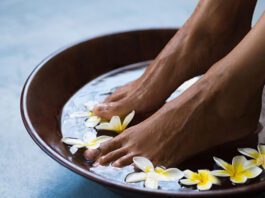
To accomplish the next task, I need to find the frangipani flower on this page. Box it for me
[180,170,220,191]
[62,133,112,154]
[69,111,101,128]
[85,113,101,128]
[212,156,262,184]
[96,111,135,133]
[125,157,183,189]
[238,144,265,169]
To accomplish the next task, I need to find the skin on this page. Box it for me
[85,0,265,167]
[93,0,257,120]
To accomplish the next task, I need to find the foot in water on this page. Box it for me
[90,68,261,167]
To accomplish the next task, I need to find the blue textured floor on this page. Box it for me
[1,1,265,197]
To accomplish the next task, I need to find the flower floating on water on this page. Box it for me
[180,169,220,191]
[125,157,183,189]
[69,111,101,128]
[96,110,135,133]
[85,113,101,128]
[238,144,265,169]
[62,132,112,154]
[212,156,262,184]
[68,100,102,127]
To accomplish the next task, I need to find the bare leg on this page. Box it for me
[93,0,257,119]
[87,11,265,167]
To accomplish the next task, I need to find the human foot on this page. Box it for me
[87,64,262,167]
[93,0,256,119]
[86,9,265,167]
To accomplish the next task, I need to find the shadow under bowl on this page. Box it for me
[21,29,265,198]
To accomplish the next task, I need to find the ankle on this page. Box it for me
[193,0,255,33]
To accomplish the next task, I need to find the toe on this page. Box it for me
[98,147,128,165]
[100,137,122,155]
[104,89,127,103]
[112,153,135,167]
[93,101,128,119]
[93,103,114,119]
[84,148,100,161]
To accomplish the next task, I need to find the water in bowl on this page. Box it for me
[60,61,263,191]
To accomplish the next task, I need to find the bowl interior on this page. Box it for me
[21,29,265,197]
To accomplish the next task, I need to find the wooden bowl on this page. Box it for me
[21,29,265,197]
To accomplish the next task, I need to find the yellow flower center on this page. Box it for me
[198,172,209,185]
[155,167,165,175]
[225,165,235,176]
[257,154,265,166]
[145,166,153,173]
[117,126,124,132]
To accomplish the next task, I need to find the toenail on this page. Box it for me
[95,103,108,111]
[112,161,120,167]
[98,156,105,164]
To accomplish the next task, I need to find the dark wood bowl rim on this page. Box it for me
[20,28,265,197]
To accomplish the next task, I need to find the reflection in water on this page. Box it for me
[61,62,262,191]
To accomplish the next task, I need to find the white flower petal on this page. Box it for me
[133,156,154,173]
[211,170,230,177]
[96,122,112,130]
[161,168,184,181]
[210,175,221,185]
[145,173,159,189]
[197,181,212,191]
[213,157,231,171]
[85,116,101,127]
[96,136,113,144]
[122,110,135,129]
[232,155,248,169]
[244,166,262,179]
[109,116,122,131]
[69,111,90,118]
[69,145,79,154]
[180,179,198,185]
[258,144,265,154]
[125,172,147,183]
[62,137,84,146]
[238,148,259,159]
[183,170,195,178]
[244,159,258,169]
[86,127,97,133]
[83,132,97,142]
[230,175,247,184]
